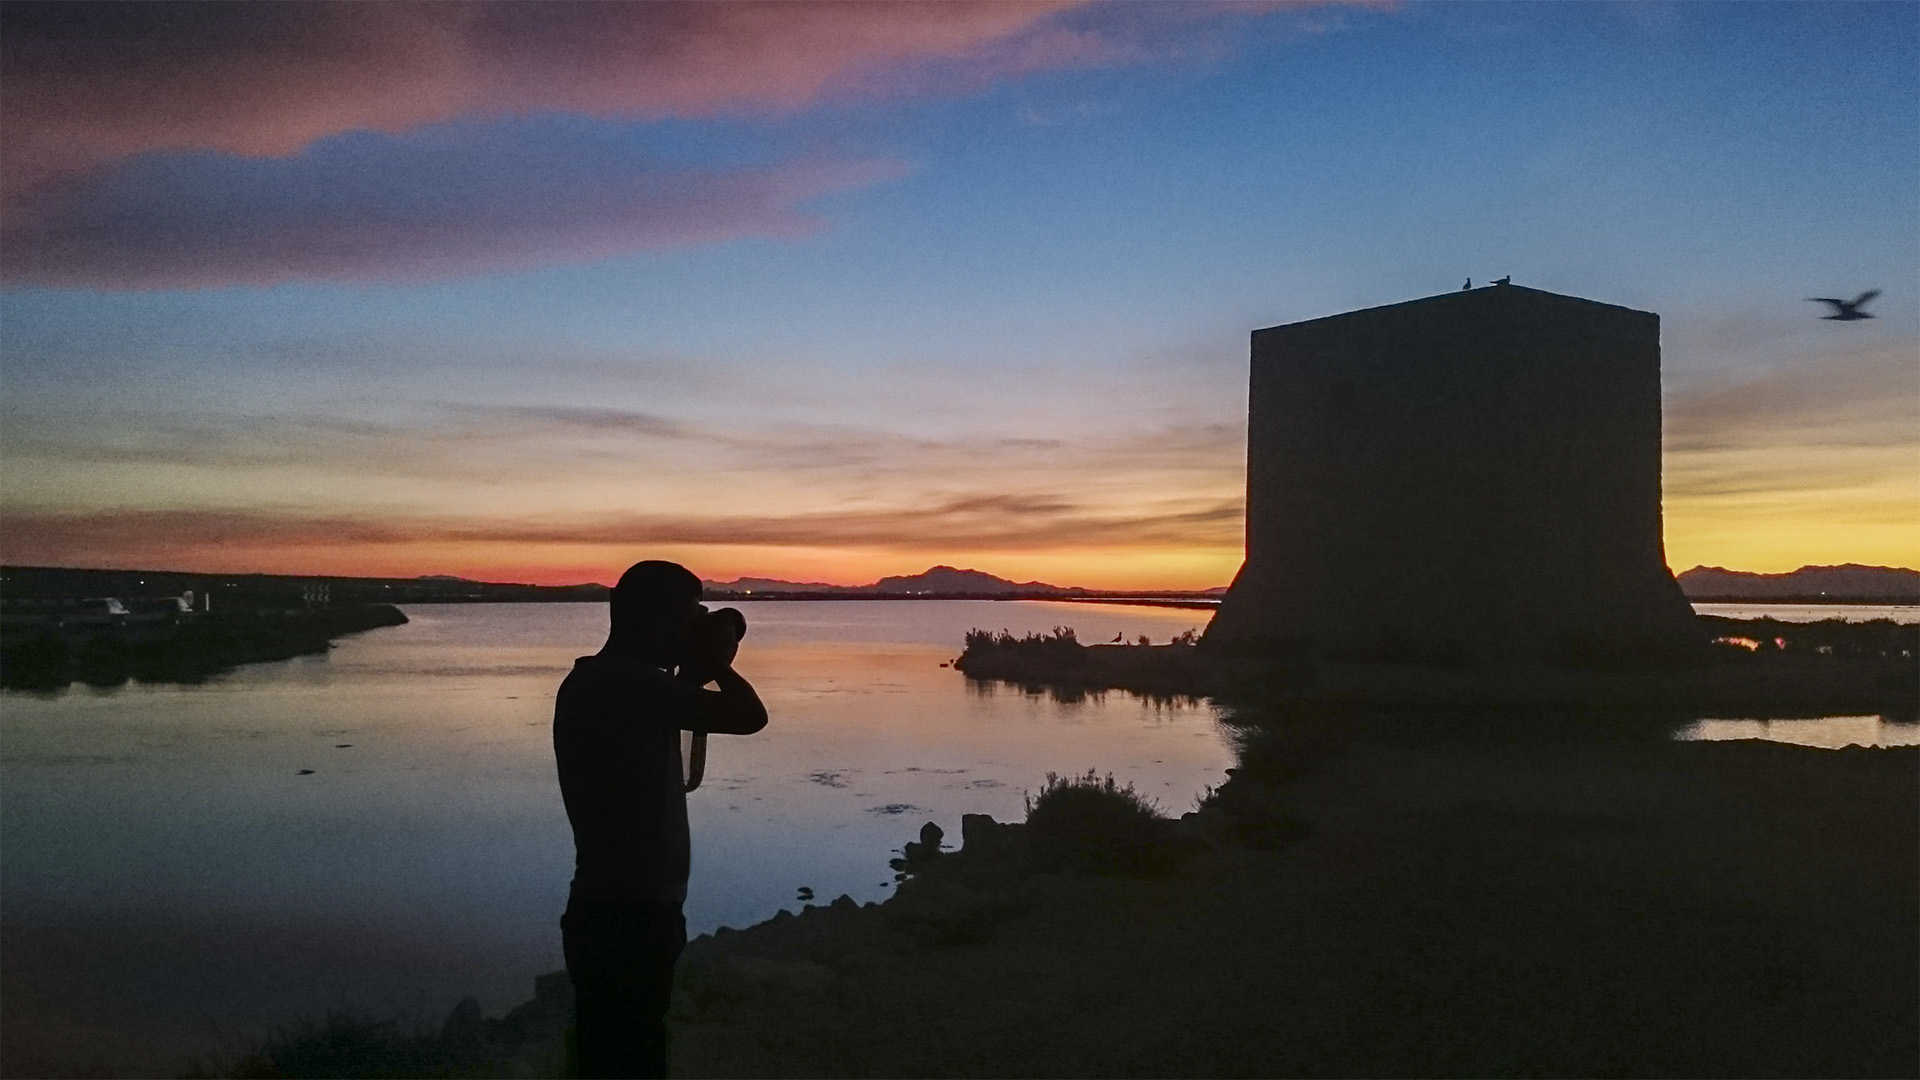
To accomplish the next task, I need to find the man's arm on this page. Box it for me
[678,664,767,735]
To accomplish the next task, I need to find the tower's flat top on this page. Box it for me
[1256,284,1655,335]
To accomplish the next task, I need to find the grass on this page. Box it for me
[196,999,564,1079]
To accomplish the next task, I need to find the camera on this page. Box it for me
[705,606,747,644]
[679,606,746,681]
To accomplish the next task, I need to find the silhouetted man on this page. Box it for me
[555,560,768,1079]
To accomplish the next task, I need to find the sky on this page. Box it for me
[1,1,1914,590]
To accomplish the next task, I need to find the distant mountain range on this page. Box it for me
[709,563,1919,602]
[11,561,1909,605]
[1676,564,1919,603]
[703,565,1227,598]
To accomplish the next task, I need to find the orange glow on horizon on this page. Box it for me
[7,520,1916,591]
[0,537,1247,592]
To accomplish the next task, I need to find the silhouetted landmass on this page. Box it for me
[0,565,609,605]
[704,566,1231,601]
[0,604,407,690]
[956,617,1917,716]
[0,563,1231,604]
[1678,563,1920,603]
[26,561,1917,609]
[701,564,1075,595]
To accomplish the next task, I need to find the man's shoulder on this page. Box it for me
[557,657,691,716]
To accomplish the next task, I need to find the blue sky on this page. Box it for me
[2,1,1914,586]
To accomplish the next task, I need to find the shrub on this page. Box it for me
[964,625,1080,652]
[1023,769,1167,872]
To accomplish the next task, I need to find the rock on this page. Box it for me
[902,820,946,863]
[959,813,997,846]
[830,894,859,912]
[961,812,1024,859]
[440,995,484,1048]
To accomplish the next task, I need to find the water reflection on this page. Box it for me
[1691,602,1919,624]
[0,600,1233,1071]
[1675,715,1919,749]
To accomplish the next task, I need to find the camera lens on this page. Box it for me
[710,607,747,642]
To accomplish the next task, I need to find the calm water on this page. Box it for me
[1681,603,1918,748]
[0,600,1227,1073]
[1690,602,1919,623]
[2,599,1911,1074]
[1674,716,1920,748]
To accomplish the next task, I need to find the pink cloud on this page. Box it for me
[0,1,1079,202]
[0,1,1360,287]
[0,2,1371,199]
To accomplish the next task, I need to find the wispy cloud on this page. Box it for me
[1664,344,1917,455]
[2,126,906,288]
[1660,341,1919,569]
[0,1,1362,287]
[0,492,1244,569]
[3,400,1239,495]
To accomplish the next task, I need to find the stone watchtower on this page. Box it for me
[1204,285,1698,662]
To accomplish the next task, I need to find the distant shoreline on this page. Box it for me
[5,564,1913,607]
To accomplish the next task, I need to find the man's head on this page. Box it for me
[608,560,703,660]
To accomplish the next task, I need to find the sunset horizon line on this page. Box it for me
[6,555,1916,596]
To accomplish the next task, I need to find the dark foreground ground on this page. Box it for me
[233,704,1917,1079]
[661,719,1915,1078]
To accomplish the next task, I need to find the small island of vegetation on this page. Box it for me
[0,597,407,691]
[954,616,1917,716]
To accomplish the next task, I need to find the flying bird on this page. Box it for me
[1806,290,1880,320]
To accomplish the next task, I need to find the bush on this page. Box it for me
[1023,769,1168,873]
[230,1010,468,1078]
[963,625,1080,653]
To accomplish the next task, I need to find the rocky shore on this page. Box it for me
[279,695,1916,1078]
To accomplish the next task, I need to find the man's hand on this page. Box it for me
[678,612,740,687]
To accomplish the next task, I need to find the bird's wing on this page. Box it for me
[1806,297,1846,307]
[1850,289,1881,307]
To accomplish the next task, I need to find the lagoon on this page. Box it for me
[0,600,1226,1074]
[2,597,1913,1075]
